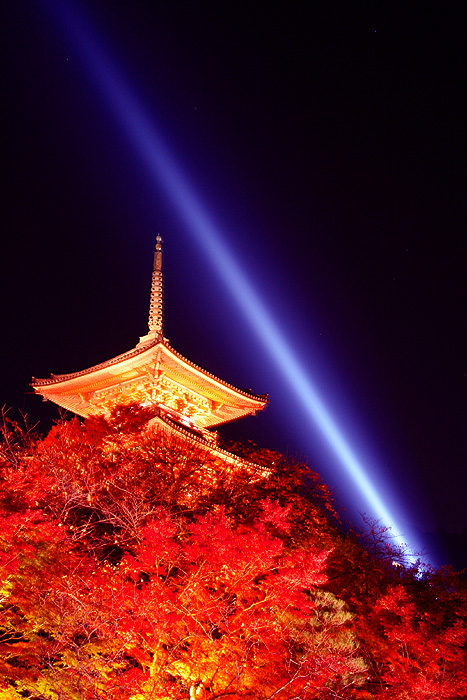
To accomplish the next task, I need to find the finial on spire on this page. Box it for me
[148,234,164,339]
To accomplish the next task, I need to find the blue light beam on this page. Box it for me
[46,1,424,561]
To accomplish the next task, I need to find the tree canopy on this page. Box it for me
[1,406,466,699]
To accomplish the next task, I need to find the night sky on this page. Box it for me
[2,2,466,568]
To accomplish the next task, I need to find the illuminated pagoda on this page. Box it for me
[32,236,268,457]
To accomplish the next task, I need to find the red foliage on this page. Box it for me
[0,409,465,699]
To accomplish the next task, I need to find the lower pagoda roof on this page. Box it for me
[31,336,268,428]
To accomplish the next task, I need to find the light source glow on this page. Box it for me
[45,1,425,562]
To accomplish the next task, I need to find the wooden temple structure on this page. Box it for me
[32,237,268,459]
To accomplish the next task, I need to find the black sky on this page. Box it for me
[2,1,466,568]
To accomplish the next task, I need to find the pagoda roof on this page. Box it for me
[32,336,268,426]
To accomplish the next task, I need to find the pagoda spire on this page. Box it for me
[148,234,164,339]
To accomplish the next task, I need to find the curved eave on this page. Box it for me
[162,342,268,404]
[31,338,161,388]
[152,413,270,476]
[31,339,268,422]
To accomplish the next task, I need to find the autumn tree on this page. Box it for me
[0,406,466,699]
[0,408,366,699]
[325,515,467,698]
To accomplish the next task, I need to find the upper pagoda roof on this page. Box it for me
[31,337,267,426]
[32,236,268,428]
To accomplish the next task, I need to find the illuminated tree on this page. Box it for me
[0,409,365,699]
[325,517,467,699]
[0,407,466,699]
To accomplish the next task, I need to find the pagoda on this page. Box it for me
[32,237,268,452]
